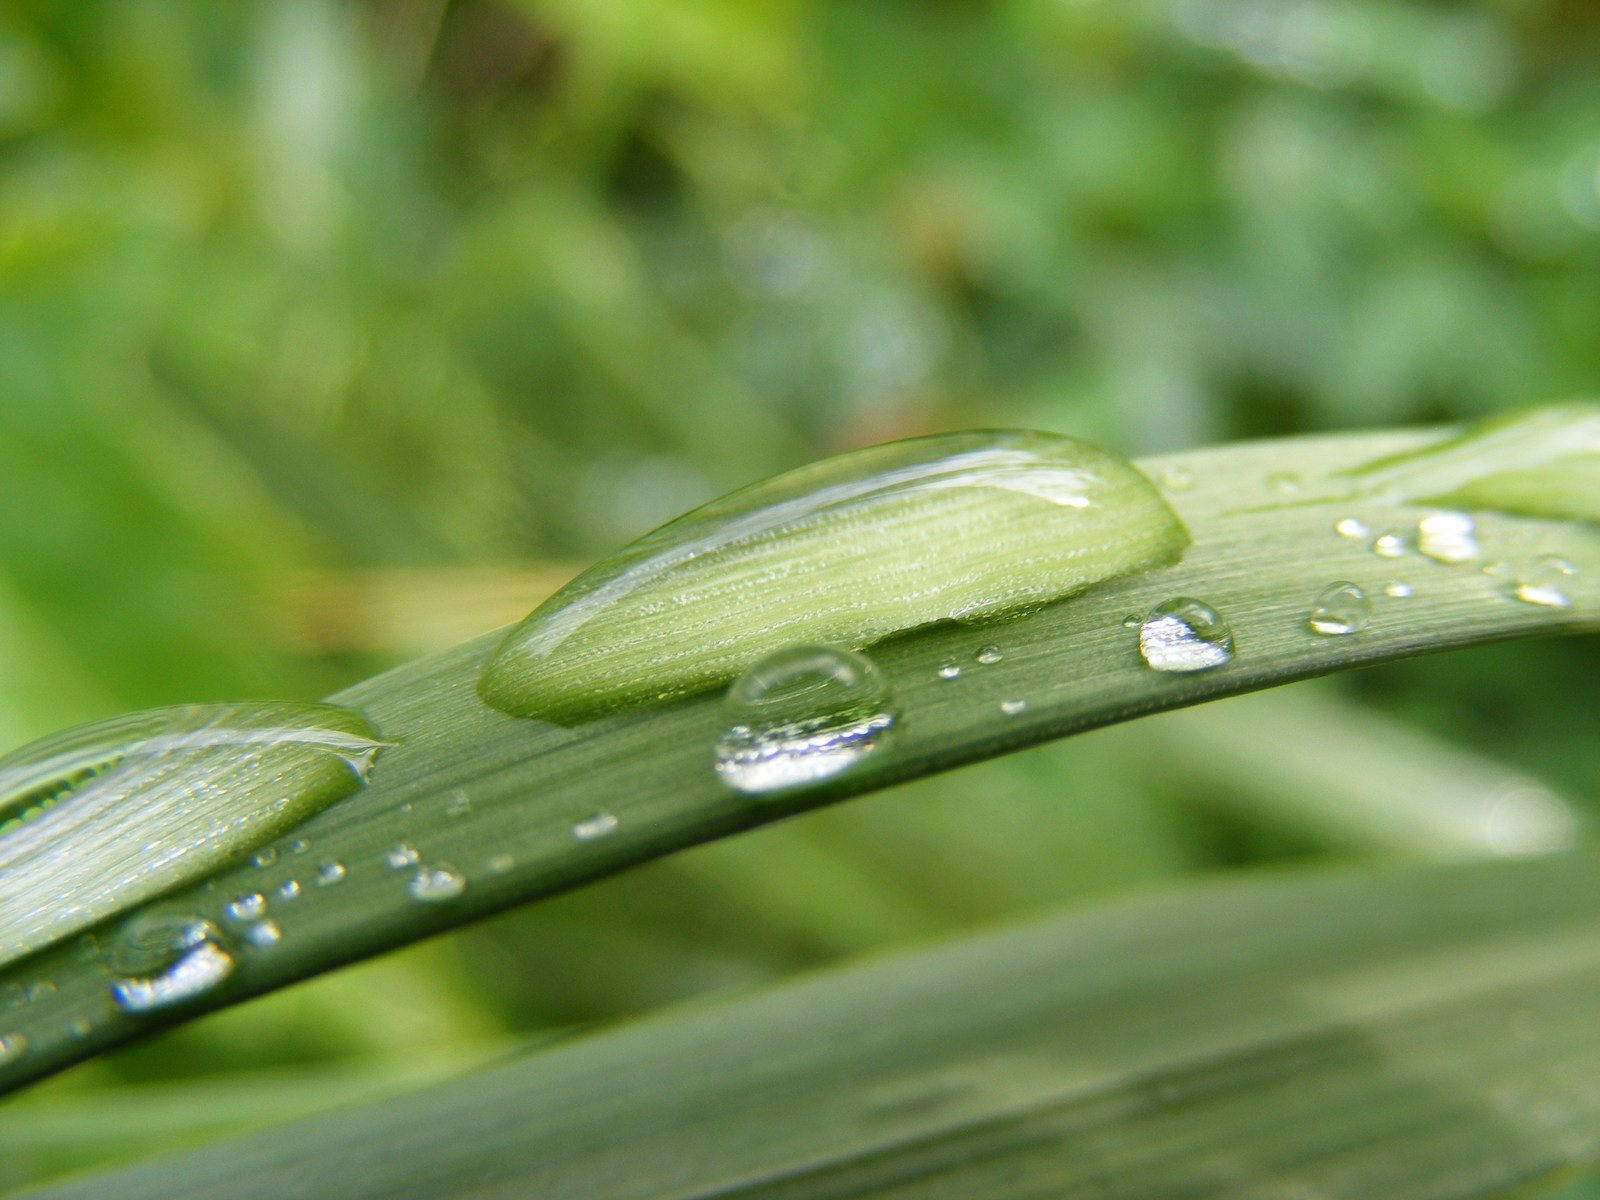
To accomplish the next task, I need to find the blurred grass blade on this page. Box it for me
[21,853,1600,1200]
[2,427,1598,1093]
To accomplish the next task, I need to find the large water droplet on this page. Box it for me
[1416,511,1480,564]
[1307,582,1371,635]
[714,646,897,793]
[1138,599,1234,672]
[408,866,466,903]
[0,702,386,968]
[478,430,1189,723]
[1512,556,1577,608]
[108,915,235,1014]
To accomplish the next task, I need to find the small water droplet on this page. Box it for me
[408,866,466,903]
[26,980,52,1002]
[1121,614,1142,629]
[108,915,234,1014]
[937,663,962,680]
[1335,517,1370,539]
[1512,556,1577,608]
[1307,582,1371,635]
[1160,467,1194,491]
[289,839,311,856]
[975,645,1002,665]
[1267,472,1300,495]
[445,791,472,818]
[68,1018,92,1039]
[252,847,277,868]
[315,860,347,887]
[243,921,282,949]
[1383,581,1413,598]
[224,893,266,922]
[1372,532,1409,558]
[999,698,1028,716]
[571,812,620,841]
[714,646,897,794]
[486,853,515,873]
[1138,599,1234,673]
[278,879,301,901]
[1416,511,1480,564]
[385,843,421,870]
[0,1033,28,1063]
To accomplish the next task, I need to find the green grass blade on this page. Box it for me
[1,427,1596,1093]
[21,852,1600,1199]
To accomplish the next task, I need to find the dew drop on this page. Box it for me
[1267,472,1301,495]
[571,811,620,841]
[386,843,421,870]
[277,879,301,901]
[937,663,962,680]
[315,860,347,887]
[1335,517,1370,539]
[975,645,1002,666]
[1512,556,1577,608]
[1138,599,1234,673]
[1416,511,1480,564]
[1372,532,1409,558]
[1383,581,1414,598]
[0,1033,28,1063]
[289,839,311,856]
[1307,582,1371,635]
[1121,614,1142,629]
[486,853,515,874]
[408,866,466,903]
[243,920,282,948]
[999,698,1029,716]
[68,1018,91,1039]
[224,893,266,922]
[714,645,897,794]
[108,915,234,1014]
[252,847,277,868]
[1159,467,1194,492]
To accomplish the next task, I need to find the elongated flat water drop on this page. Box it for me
[0,702,386,968]
[479,431,1188,723]
[1348,400,1600,523]
[1307,582,1371,635]
[714,646,896,794]
[107,914,235,1015]
[1416,512,1479,564]
[408,866,466,903]
[1512,556,1577,608]
[1138,599,1234,672]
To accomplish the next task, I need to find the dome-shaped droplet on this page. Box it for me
[408,866,466,903]
[1512,556,1577,608]
[1383,581,1413,598]
[714,646,897,793]
[571,811,620,840]
[1335,517,1370,540]
[1138,599,1235,672]
[1307,582,1371,635]
[107,914,235,1015]
[1416,512,1480,564]
[975,645,1003,665]
[1372,532,1409,558]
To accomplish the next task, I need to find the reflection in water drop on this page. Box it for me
[975,645,1002,665]
[1372,532,1409,558]
[1416,511,1480,564]
[244,921,282,949]
[252,848,277,868]
[1512,556,1577,608]
[999,699,1029,716]
[1384,581,1414,598]
[1307,582,1371,635]
[937,663,962,680]
[408,866,466,903]
[571,812,620,841]
[1335,517,1370,539]
[278,879,302,901]
[0,1033,27,1063]
[715,646,897,794]
[1138,599,1234,672]
[224,893,266,922]
[108,915,235,1014]
[386,843,421,870]
[315,860,347,887]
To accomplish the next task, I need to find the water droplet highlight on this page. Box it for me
[252,847,277,868]
[1138,599,1234,673]
[1307,582,1371,635]
[1416,511,1480,564]
[1335,518,1370,539]
[224,893,266,922]
[315,860,347,887]
[999,698,1029,716]
[937,663,962,680]
[1372,532,1409,558]
[975,645,1002,665]
[244,920,282,949]
[386,843,421,870]
[278,879,301,901]
[108,915,234,1014]
[714,646,897,794]
[0,701,386,967]
[1384,581,1414,598]
[571,812,620,841]
[1512,556,1577,608]
[1160,467,1194,491]
[408,866,466,903]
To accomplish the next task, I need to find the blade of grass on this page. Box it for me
[20,852,1600,1200]
[1,427,1596,1093]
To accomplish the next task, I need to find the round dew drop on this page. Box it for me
[408,866,466,903]
[714,645,897,794]
[0,702,387,969]
[477,430,1189,724]
[1138,599,1234,673]
[1307,582,1371,635]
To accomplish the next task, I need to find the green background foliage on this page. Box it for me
[2,0,1599,1192]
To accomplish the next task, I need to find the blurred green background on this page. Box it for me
[4,0,1600,1191]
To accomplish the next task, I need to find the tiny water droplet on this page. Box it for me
[252,847,277,868]
[1372,532,1409,558]
[1416,511,1480,564]
[243,920,282,948]
[0,1033,27,1063]
[278,879,301,900]
[445,792,472,819]
[999,698,1028,716]
[408,866,466,903]
[224,893,266,922]
[975,645,1002,665]
[1138,599,1234,673]
[714,646,897,794]
[1160,467,1194,492]
[289,839,311,856]
[315,860,346,887]
[571,812,620,841]
[386,843,421,870]
[1335,517,1370,539]
[1307,582,1371,635]
[108,915,234,1014]
[937,663,962,680]
[1383,581,1413,598]
[486,853,515,873]
[1267,472,1301,495]
[1512,556,1577,608]
[1121,614,1142,629]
